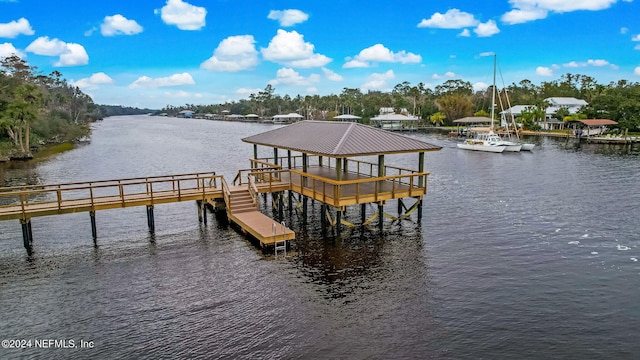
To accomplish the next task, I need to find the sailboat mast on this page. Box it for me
[490,54,496,130]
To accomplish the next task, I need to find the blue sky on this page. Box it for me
[1,0,639,109]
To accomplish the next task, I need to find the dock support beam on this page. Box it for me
[146,205,155,233]
[417,198,423,223]
[378,203,384,230]
[361,204,366,224]
[20,218,33,254]
[90,211,97,243]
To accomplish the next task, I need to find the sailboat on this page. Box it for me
[457,55,521,153]
[498,88,535,151]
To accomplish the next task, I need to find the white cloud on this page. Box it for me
[432,71,456,79]
[101,14,143,36]
[25,36,89,66]
[635,66,640,76]
[343,59,369,68]
[620,27,628,34]
[501,8,548,24]
[502,0,619,24]
[536,66,554,76]
[261,29,331,68]
[269,67,320,86]
[201,35,259,72]
[155,0,206,30]
[236,87,262,96]
[322,67,343,81]
[417,9,478,29]
[0,18,34,38]
[0,42,24,58]
[635,44,640,50]
[71,72,114,90]
[26,36,67,56]
[129,72,195,88]
[306,87,318,93]
[563,59,615,68]
[632,34,640,41]
[343,44,421,68]
[479,52,495,57]
[473,82,490,91]
[458,29,471,37]
[474,20,500,37]
[362,70,395,90]
[267,9,309,27]
[163,90,202,99]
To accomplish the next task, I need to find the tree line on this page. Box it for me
[0,56,102,158]
[159,74,640,132]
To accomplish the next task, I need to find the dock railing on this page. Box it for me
[255,155,422,185]
[0,172,222,220]
[246,168,430,207]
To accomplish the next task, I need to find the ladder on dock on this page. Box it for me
[273,221,288,258]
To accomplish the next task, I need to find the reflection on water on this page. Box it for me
[1,116,639,359]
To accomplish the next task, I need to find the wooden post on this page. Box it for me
[202,202,207,225]
[197,201,203,222]
[147,205,155,233]
[288,190,293,214]
[397,199,404,217]
[361,203,366,224]
[336,158,343,181]
[20,218,33,254]
[287,150,292,169]
[278,192,284,220]
[378,202,384,230]
[321,203,326,229]
[253,144,258,166]
[90,210,97,243]
[336,208,342,233]
[418,152,425,188]
[417,198,423,223]
[274,147,278,166]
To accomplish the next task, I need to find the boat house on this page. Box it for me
[240,120,441,229]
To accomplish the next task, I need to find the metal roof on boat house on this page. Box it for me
[241,120,441,157]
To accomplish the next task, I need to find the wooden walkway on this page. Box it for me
[0,172,295,252]
[0,172,223,221]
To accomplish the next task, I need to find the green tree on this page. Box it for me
[429,112,446,126]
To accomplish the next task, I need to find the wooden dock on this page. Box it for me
[0,172,223,221]
[225,185,295,247]
[0,172,295,253]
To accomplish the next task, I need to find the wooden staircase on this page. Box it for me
[228,187,258,214]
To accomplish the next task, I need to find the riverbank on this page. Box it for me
[0,141,80,165]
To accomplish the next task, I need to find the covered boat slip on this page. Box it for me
[240,120,441,218]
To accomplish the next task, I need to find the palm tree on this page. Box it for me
[430,112,446,126]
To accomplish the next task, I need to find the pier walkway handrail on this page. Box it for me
[247,168,430,207]
[0,172,223,221]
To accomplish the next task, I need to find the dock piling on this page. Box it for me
[146,205,155,233]
[20,218,33,254]
[90,210,97,243]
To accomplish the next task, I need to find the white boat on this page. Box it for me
[457,55,520,153]
[457,136,506,152]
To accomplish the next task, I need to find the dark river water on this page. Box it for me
[1,115,639,359]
